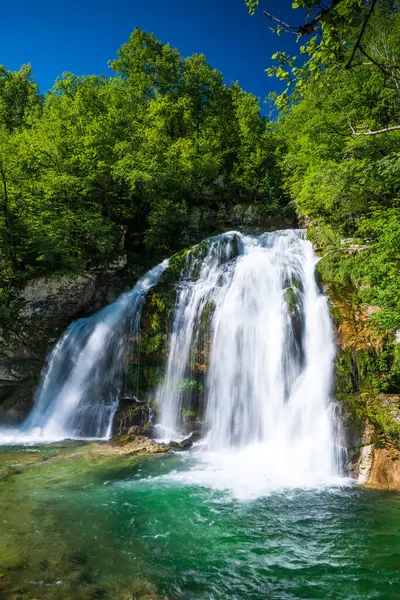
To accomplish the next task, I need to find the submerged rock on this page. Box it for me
[119,578,162,600]
[0,572,13,592]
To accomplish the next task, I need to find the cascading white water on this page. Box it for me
[0,260,168,443]
[156,235,237,438]
[0,228,343,493]
[156,230,343,492]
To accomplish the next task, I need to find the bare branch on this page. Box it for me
[345,0,379,69]
[316,245,368,263]
[318,122,400,137]
[349,124,400,136]
[263,0,345,36]
[262,11,298,34]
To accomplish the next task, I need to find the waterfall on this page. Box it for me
[156,230,342,486]
[0,227,343,489]
[1,260,168,443]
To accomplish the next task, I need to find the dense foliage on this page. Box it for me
[2,3,400,344]
[248,0,400,335]
[0,28,284,318]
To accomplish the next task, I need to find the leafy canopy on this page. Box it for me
[0,28,284,328]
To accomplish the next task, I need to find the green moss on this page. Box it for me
[335,340,400,397]
[340,393,400,449]
[198,300,215,337]
[284,287,298,314]
[368,403,400,447]
[167,234,242,284]
[335,348,358,395]
[178,379,204,393]
[166,245,195,282]
[112,433,132,446]
[182,409,197,421]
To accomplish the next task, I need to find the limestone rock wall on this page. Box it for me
[0,259,137,424]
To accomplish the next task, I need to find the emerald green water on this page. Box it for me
[1,444,400,600]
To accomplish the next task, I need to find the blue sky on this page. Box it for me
[1,0,300,105]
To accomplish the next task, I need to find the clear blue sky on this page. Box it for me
[1,0,300,105]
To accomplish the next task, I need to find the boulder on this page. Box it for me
[169,437,193,451]
[363,446,400,490]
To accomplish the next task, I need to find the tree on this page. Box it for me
[246,0,400,126]
[0,28,283,305]
[269,3,400,331]
[0,64,41,131]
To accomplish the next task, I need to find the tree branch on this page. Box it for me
[262,10,298,33]
[263,0,345,36]
[316,245,368,264]
[345,0,378,69]
[358,45,400,80]
[349,124,400,136]
[298,0,344,36]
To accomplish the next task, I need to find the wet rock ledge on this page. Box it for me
[109,431,193,455]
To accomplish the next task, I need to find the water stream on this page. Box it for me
[156,230,342,492]
[0,260,168,443]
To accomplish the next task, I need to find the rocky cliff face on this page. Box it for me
[0,260,138,424]
[317,259,400,491]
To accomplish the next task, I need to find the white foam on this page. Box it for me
[152,448,351,502]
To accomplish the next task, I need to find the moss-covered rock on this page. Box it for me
[317,250,400,488]
[113,395,152,437]
[120,241,223,431]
